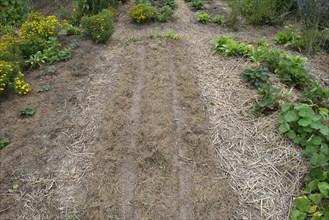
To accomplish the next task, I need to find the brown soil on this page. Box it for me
[1,0,329,219]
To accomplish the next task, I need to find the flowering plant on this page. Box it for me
[81,9,115,43]
[0,61,30,95]
[128,3,158,23]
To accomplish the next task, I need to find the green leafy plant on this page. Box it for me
[279,103,329,219]
[0,61,31,95]
[196,12,211,23]
[274,25,306,52]
[275,54,313,88]
[165,32,180,40]
[47,66,57,74]
[28,38,77,67]
[241,67,271,87]
[157,5,175,22]
[36,84,50,93]
[81,9,115,43]
[239,0,294,25]
[0,0,32,26]
[19,106,35,117]
[72,0,119,23]
[0,137,10,150]
[303,82,329,107]
[190,0,204,10]
[211,15,224,25]
[62,20,82,36]
[253,85,281,115]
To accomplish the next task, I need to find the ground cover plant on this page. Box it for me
[211,34,329,219]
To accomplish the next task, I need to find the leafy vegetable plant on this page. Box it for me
[241,67,271,87]
[253,85,281,115]
[19,106,35,117]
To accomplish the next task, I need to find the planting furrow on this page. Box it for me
[117,44,145,219]
[170,58,194,220]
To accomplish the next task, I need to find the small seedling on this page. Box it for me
[124,36,141,45]
[47,65,57,74]
[12,184,19,190]
[65,214,74,220]
[36,84,50,93]
[19,106,36,117]
[165,32,180,40]
[0,138,10,150]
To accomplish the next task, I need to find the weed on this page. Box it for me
[62,20,82,36]
[165,32,180,40]
[19,106,35,117]
[274,25,306,52]
[124,36,141,45]
[0,137,10,150]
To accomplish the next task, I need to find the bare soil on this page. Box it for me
[1,0,329,220]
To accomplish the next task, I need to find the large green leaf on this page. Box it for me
[279,122,290,133]
[298,107,315,118]
[310,121,323,130]
[282,103,292,112]
[320,127,329,136]
[310,153,328,168]
[318,182,329,198]
[295,196,311,213]
[290,209,307,220]
[309,194,323,205]
[298,117,313,127]
[285,111,299,122]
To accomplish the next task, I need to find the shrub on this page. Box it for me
[190,0,204,10]
[73,0,119,23]
[0,61,30,95]
[81,9,115,43]
[20,12,61,41]
[0,35,24,67]
[0,0,31,26]
[128,3,158,23]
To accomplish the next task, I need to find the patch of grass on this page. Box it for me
[165,32,180,40]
